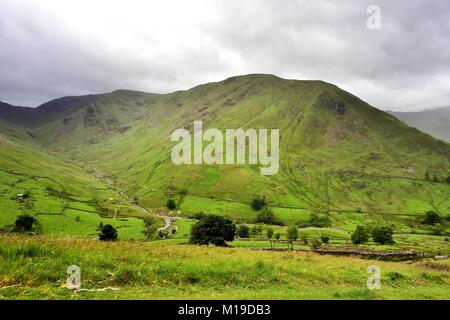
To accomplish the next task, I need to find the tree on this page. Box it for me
[320,236,330,244]
[300,233,308,245]
[189,215,236,246]
[266,228,274,239]
[99,224,118,241]
[422,211,442,225]
[14,214,37,232]
[166,199,176,210]
[286,226,298,250]
[250,197,266,211]
[351,225,369,245]
[274,233,281,240]
[236,225,250,238]
[254,207,280,225]
[371,226,394,245]
[286,226,298,242]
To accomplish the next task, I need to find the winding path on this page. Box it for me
[91,167,177,235]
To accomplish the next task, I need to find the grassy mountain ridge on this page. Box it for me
[0,74,449,232]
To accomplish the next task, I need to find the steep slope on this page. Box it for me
[0,120,162,238]
[389,107,450,143]
[18,74,449,220]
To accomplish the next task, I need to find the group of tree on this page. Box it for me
[351,225,394,245]
[422,211,446,235]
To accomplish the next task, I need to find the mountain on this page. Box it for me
[0,95,97,128]
[389,107,450,143]
[0,74,449,230]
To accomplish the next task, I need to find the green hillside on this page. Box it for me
[0,74,449,240]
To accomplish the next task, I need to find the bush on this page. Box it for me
[300,233,308,245]
[14,214,37,232]
[422,211,442,225]
[254,207,281,225]
[99,224,118,241]
[274,233,281,240]
[431,223,444,235]
[286,225,298,242]
[309,213,332,228]
[250,197,266,211]
[351,225,369,245]
[311,237,322,249]
[250,225,262,237]
[236,225,250,238]
[266,228,274,239]
[320,236,330,244]
[189,215,236,246]
[371,226,394,245]
[166,199,176,210]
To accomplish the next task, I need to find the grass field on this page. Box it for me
[0,235,448,300]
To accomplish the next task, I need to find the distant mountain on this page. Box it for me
[0,95,97,128]
[388,107,450,142]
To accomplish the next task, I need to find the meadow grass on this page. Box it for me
[0,234,448,300]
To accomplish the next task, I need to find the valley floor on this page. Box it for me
[0,235,449,300]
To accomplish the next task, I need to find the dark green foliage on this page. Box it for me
[266,228,274,239]
[320,236,330,244]
[422,211,442,225]
[254,207,282,225]
[250,197,266,211]
[13,214,37,232]
[309,213,332,228]
[166,199,176,210]
[431,223,444,235]
[286,225,298,242]
[250,225,263,237]
[99,224,118,241]
[371,226,394,245]
[274,233,281,240]
[311,237,322,249]
[236,225,250,238]
[351,225,369,245]
[189,215,236,246]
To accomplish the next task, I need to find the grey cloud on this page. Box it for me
[0,0,449,111]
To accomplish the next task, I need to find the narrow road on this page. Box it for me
[91,167,177,235]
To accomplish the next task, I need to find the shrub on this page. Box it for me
[254,207,281,225]
[320,236,330,244]
[166,199,176,210]
[274,233,281,240]
[300,233,308,245]
[250,225,263,237]
[99,224,118,241]
[422,211,442,225]
[286,225,298,242]
[189,215,236,246]
[309,213,332,228]
[250,197,266,211]
[371,226,394,245]
[266,228,274,239]
[14,214,37,232]
[431,223,444,235]
[311,237,322,249]
[236,225,250,238]
[351,225,369,245]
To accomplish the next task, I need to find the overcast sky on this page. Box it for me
[1,0,449,111]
